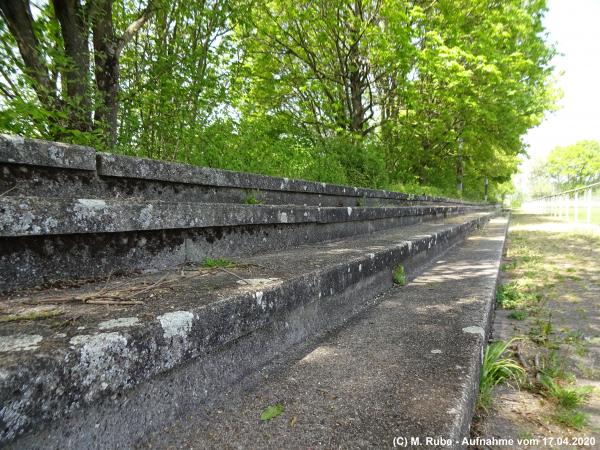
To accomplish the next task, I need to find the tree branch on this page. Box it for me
[116,0,156,56]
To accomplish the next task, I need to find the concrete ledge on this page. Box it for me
[1,135,485,207]
[0,212,495,448]
[98,152,425,201]
[0,134,96,171]
[0,198,491,292]
[0,196,486,236]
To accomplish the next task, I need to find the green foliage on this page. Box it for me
[508,310,527,321]
[496,282,542,310]
[539,373,592,409]
[245,190,262,205]
[529,140,600,195]
[393,265,406,286]
[0,0,557,196]
[553,409,588,430]
[529,316,554,346]
[200,257,235,268]
[500,261,518,272]
[546,141,600,190]
[260,404,284,421]
[478,339,525,410]
[538,371,592,429]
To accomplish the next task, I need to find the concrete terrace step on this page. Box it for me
[1,211,496,448]
[1,134,483,207]
[0,196,491,292]
[141,216,509,450]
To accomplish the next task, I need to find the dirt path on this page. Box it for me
[472,213,600,449]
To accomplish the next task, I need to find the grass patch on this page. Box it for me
[501,261,518,272]
[534,351,593,430]
[201,257,236,268]
[529,315,555,347]
[245,190,262,205]
[493,213,599,433]
[539,374,592,409]
[478,339,525,411]
[563,329,585,345]
[508,310,528,321]
[496,282,542,310]
[554,409,588,430]
[393,265,406,286]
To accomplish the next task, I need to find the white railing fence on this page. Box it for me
[523,181,600,225]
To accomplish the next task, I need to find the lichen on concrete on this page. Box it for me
[69,332,131,393]
[98,317,140,330]
[157,311,194,339]
[0,335,43,352]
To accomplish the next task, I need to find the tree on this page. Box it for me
[0,0,155,146]
[546,140,600,189]
[0,0,557,200]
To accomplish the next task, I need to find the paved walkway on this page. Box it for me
[475,213,600,448]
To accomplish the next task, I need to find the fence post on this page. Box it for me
[588,188,593,225]
[574,191,579,224]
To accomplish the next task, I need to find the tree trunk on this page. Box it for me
[91,0,119,147]
[52,0,93,132]
[456,148,464,195]
[0,0,57,111]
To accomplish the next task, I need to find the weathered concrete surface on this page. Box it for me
[97,152,473,205]
[0,197,484,236]
[0,134,95,171]
[140,216,509,450]
[0,199,491,292]
[1,134,485,207]
[0,163,415,207]
[1,212,495,448]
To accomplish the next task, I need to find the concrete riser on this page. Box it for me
[7,214,492,449]
[1,210,469,293]
[1,164,420,207]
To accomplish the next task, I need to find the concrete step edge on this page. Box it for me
[2,212,495,447]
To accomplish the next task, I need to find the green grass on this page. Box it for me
[529,316,555,346]
[393,265,406,286]
[501,261,518,272]
[539,373,592,409]
[478,339,525,411]
[554,409,588,430]
[245,190,262,205]
[201,257,236,268]
[496,282,542,310]
[508,310,527,320]
[495,213,598,432]
[535,351,593,430]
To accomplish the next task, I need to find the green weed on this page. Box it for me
[501,261,518,272]
[201,257,236,268]
[539,374,592,409]
[245,191,262,205]
[478,339,525,411]
[260,404,285,421]
[496,282,541,310]
[508,310,527,321]
[529,316,554,346]
[393,265,406,286]
[554,409,587,430]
